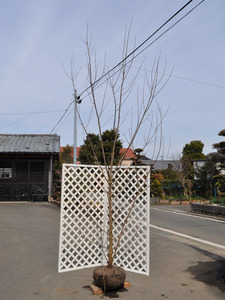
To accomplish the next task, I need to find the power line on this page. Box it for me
[0,93,72,130]
[2,1,210,133]
[50,0,205,133]
[0,110,66,131]
[131,66,225,90]
[50,99,74,134]
[166,74,225,90]
[51,106,74,133]
[0,110,65,116]
[79,0,205,103]
[79,0,197,98]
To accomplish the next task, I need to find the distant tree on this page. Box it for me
[180,157,194,200]
[59,144,73,166]
[133,148,144,165]
[182,140,205,161]
[194,152,221,198]
[160,168,179,181]
[179,140,206,200]
[150,173,164,198]
[152,173,164,181]
[160,168,183,197]
[166,156,193,201]
[212,130,225,198]
[79,133,100,164]
[100,130,123,165]
[151,178,164,198]
[53,145,73,201]
[79,130,122,165]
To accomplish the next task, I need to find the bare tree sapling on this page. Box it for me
[68,28,169,290]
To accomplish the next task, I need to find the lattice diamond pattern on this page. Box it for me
[58,164,150,275]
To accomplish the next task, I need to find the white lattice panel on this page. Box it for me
[58,164,150,275]
[110,167,150,275]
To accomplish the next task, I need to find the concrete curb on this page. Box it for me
[191,202,225,217]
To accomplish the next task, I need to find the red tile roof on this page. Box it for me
[120,148,136,159]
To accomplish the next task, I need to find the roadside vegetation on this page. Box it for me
[54,132,225,206]
[151,136,225,205]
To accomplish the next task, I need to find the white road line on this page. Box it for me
[150,224,225,250]
[151,207,225,224]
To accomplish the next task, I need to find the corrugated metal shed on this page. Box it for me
[0,134,60,154]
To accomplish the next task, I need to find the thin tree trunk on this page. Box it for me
[107,177,113,267]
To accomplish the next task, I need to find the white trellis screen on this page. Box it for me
[58,164,150,275]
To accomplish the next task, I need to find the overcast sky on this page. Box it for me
[0,0,225,158]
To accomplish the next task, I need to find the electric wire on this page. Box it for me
[165,74,225,90]
[79,0,205,103]
[0,110,66,131]
[131,66,225,90]
[2,0,208,133]
[50,0,200,133]
[0,1,205,134]
[0,93,72,131]
[50,0,205,134]
[79,0,196,98]
[49,100,74,133]
[52,99,75,131]
[0,110,65,116]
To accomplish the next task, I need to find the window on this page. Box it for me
[0,168,12,179]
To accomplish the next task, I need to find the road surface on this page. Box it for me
[151,205,225,252]
[0,202,225,299]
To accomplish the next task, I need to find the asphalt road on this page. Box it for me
[0,202,225,300]
[151,205,225,248]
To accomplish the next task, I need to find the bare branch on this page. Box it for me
[67,25,170,268]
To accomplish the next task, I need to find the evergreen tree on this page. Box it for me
[100,130,122,165]
[79,130,122,165]
[194,152,221,198]
[212,130,225,198]
[133,148,144,165]
[181,140,205,182]
[59,144,73,166]
[182,140,205,161]
[79,133,100,164]
[53,144,73,202]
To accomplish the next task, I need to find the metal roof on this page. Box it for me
[142,159,182,171]
[0,134,60,154]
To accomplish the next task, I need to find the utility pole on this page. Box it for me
[73,90,82,164]
[73,90,77,164]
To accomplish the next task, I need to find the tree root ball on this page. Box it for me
[93,266,126,291]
